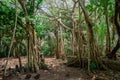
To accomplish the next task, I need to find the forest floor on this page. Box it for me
[0,57,120,80]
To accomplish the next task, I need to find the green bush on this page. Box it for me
[41,44,53,56]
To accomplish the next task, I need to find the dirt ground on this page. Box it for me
[0,57,120,80]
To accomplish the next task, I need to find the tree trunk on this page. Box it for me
[107,0,120,59]
[55,26,60,59]
[60,24,66,59]
[18,0,44,72]
[79,0,103,70]
[27,24,44,72]
[72,31,75,55]
[105,2,111,55]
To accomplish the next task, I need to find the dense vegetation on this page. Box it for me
[0,0,120,79]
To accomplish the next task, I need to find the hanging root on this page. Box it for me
[65,56,88,68]
[65,56,120,71]
[102,59,120,71]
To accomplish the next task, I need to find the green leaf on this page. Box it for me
[100,0,108,7]
[38,0,43,3]
[2,0,8,2]
[37,0,43,9]
[90,0,98,5]
[90,61,97,69]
